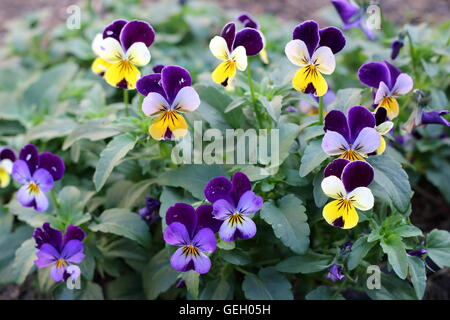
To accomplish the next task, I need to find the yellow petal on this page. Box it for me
[0,169,10,188]
[104,61,141,89]
[292,65,328,97]
[259,48,269,64]
[339,149,366,161]
[91,57,112,77]
[212,60,236,87]
[377,97,399,119]
[376,136,386,155]
[323,199,359,229]
[149,111,187,140]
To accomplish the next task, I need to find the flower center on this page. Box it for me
[182,245,200,257]
[55,259,68,268]
[340,149,365,161]
[228,212,244,226]
[27,182,40,194]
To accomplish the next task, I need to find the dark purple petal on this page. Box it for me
[341,160,374,192]
[62,225,86,247]
[161,65,192,104]
[374,107,388,126]
[237,13,258,29]
[390,40,403,60]
[421,110,450,126]
[152,64,165,73]
[120,20,156,51]
[233,28,264,56]
[33,222,63,250]
[164,222,191,246]
[332,0,359,25]
[324,158,350,178]
[292,20,320,57]
[34,244,58,267]
[61,240,84,262]
[231,171,252,204]
[103,19,127,42]
[407,249,427,258]
[221,22,236,52]
[324,110,350,141]
[0,147,16,162]
[196,204,221,233]
[319,27,346,54]
[358,62,390,89]
[347,106,376,143]
[166,203,197,237]
[204,176,232,203]
[384,61,401,87]
[38,152,65,181]
[136,73,165,98]
[192,228,216,252]
[12,160,31,184]
[19,144,39,174]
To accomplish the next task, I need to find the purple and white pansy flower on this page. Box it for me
[0,147,16,188]
[163,204,220,274]
[11,144,65,212]
[204,172,263,242]
[285,20,346,97]
[34,223,86,282]
[331,0,375,40]
[322,106,381,161]
[358,61,413,119]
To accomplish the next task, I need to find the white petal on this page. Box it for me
[321,175,347,200]
[172,86,200,112]
[392,73,413,95]
[231,46,248,71]
[98,37,125,63]
[347,187,374,210]
[0,159,13,174]
[126,42,151,67]
[91,33,104,56]
[352,127,380,154]
[376,121,394,135]
[311,46,335,75]
[209,36,229,61]
[142,92,170,117]
[285,39,310,67]
[374,81,390,104]
[321,131,349,156]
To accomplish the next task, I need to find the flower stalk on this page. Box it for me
[246,62,263,128]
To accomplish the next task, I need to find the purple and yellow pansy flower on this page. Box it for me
[0,147,16,188]
[237,13,269,64]
[322,106,380,161]
[95,19,155,90]
[11,144,65,212]
[209,22,264,88]
[285,20,346,97]
[321,159,375,229]
[331,0,375,40]
[204,172,263,242]
[358,61,413,119]
[34,223,86,282]
[137,65,200,140]
[163,203,220,274]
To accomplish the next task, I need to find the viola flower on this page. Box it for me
[137,65,200,140]
[321,159,375,229]
[331,0,375,40]
[209,22,264,88]
[96,19,155,90]
[285,20,345,97]
[163,204,220,274]
[327,263,345,282]
[33,223,86,282]
[0,147,16,188]
[91,33,112,77]
[139,196,160,225]
[358,61,413,119]
[204,172,263,242]
[390,39,404,60]
[372,107,394,155]
[407,249,427,259]
[322,106,380,161]
[237,13,269,64]
[11,144,65,212]
[422,110,450,127]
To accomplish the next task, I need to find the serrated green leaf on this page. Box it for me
[242,267,293,300]
[299,139,328,177]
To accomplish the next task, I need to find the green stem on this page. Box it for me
[50,189,60,210]
[246,63,263,128]
[318,95,324,125]
[406,31,419,80]
[124,89,129,117]
[235,266,252,275]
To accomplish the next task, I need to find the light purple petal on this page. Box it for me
[233,28,264,56]
[219,220,238,242]
[341,160,374,192]
[170,247,192,272]
[324,158,350,178]
[374,81,390,105]
[61,240,84,261]
[321,131,349,155]
[164,222,191,246]
[347,106,376,143]
[358,62,390,89]
[161,65,192,104]
[34,244,59,268]
[12,160,31,184]
[192,253,212,274]
[17,185,35,207]
[204,176,232,203]
[391,73,413,95]
[292,20,320,57]
[166,203,197,237]
[34,191,49,212]
[212,199,235,220]
[192,228,216,253]
[120,20,155,51]
[237,190,263,215]
[32,168,54,192]
[384,61,402,87]
[352,127,380,155]
[50,265,65,282]
[319,27,346,54]
[236,216,257,240]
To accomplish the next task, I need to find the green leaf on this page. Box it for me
[62,119,120,150]
[25,118,77,142]
[89,209,151,248]
[299,139,328,177]
[380,234,408,279]
[105,273,146,300]
[8,201,55,227]
[276,251,332,274]
[200,278,233,300]
[93,133,137,191]
[393,225,423,238]
[313,169,328,207]
[407,256,426,300]
[278,122,301,165]
[182,270,200,300]
[426,158,450,203]
[260,195,310,254]
[11,238,37,284]
[220,248,251,265]
[368,155,412,213]
[426,229,450,268]
[365,273,416,300]
[305,286,345,300]
[142,249,179,299]
[330,88,363,112]
[348,236,376,270]
[242,267,293,300]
